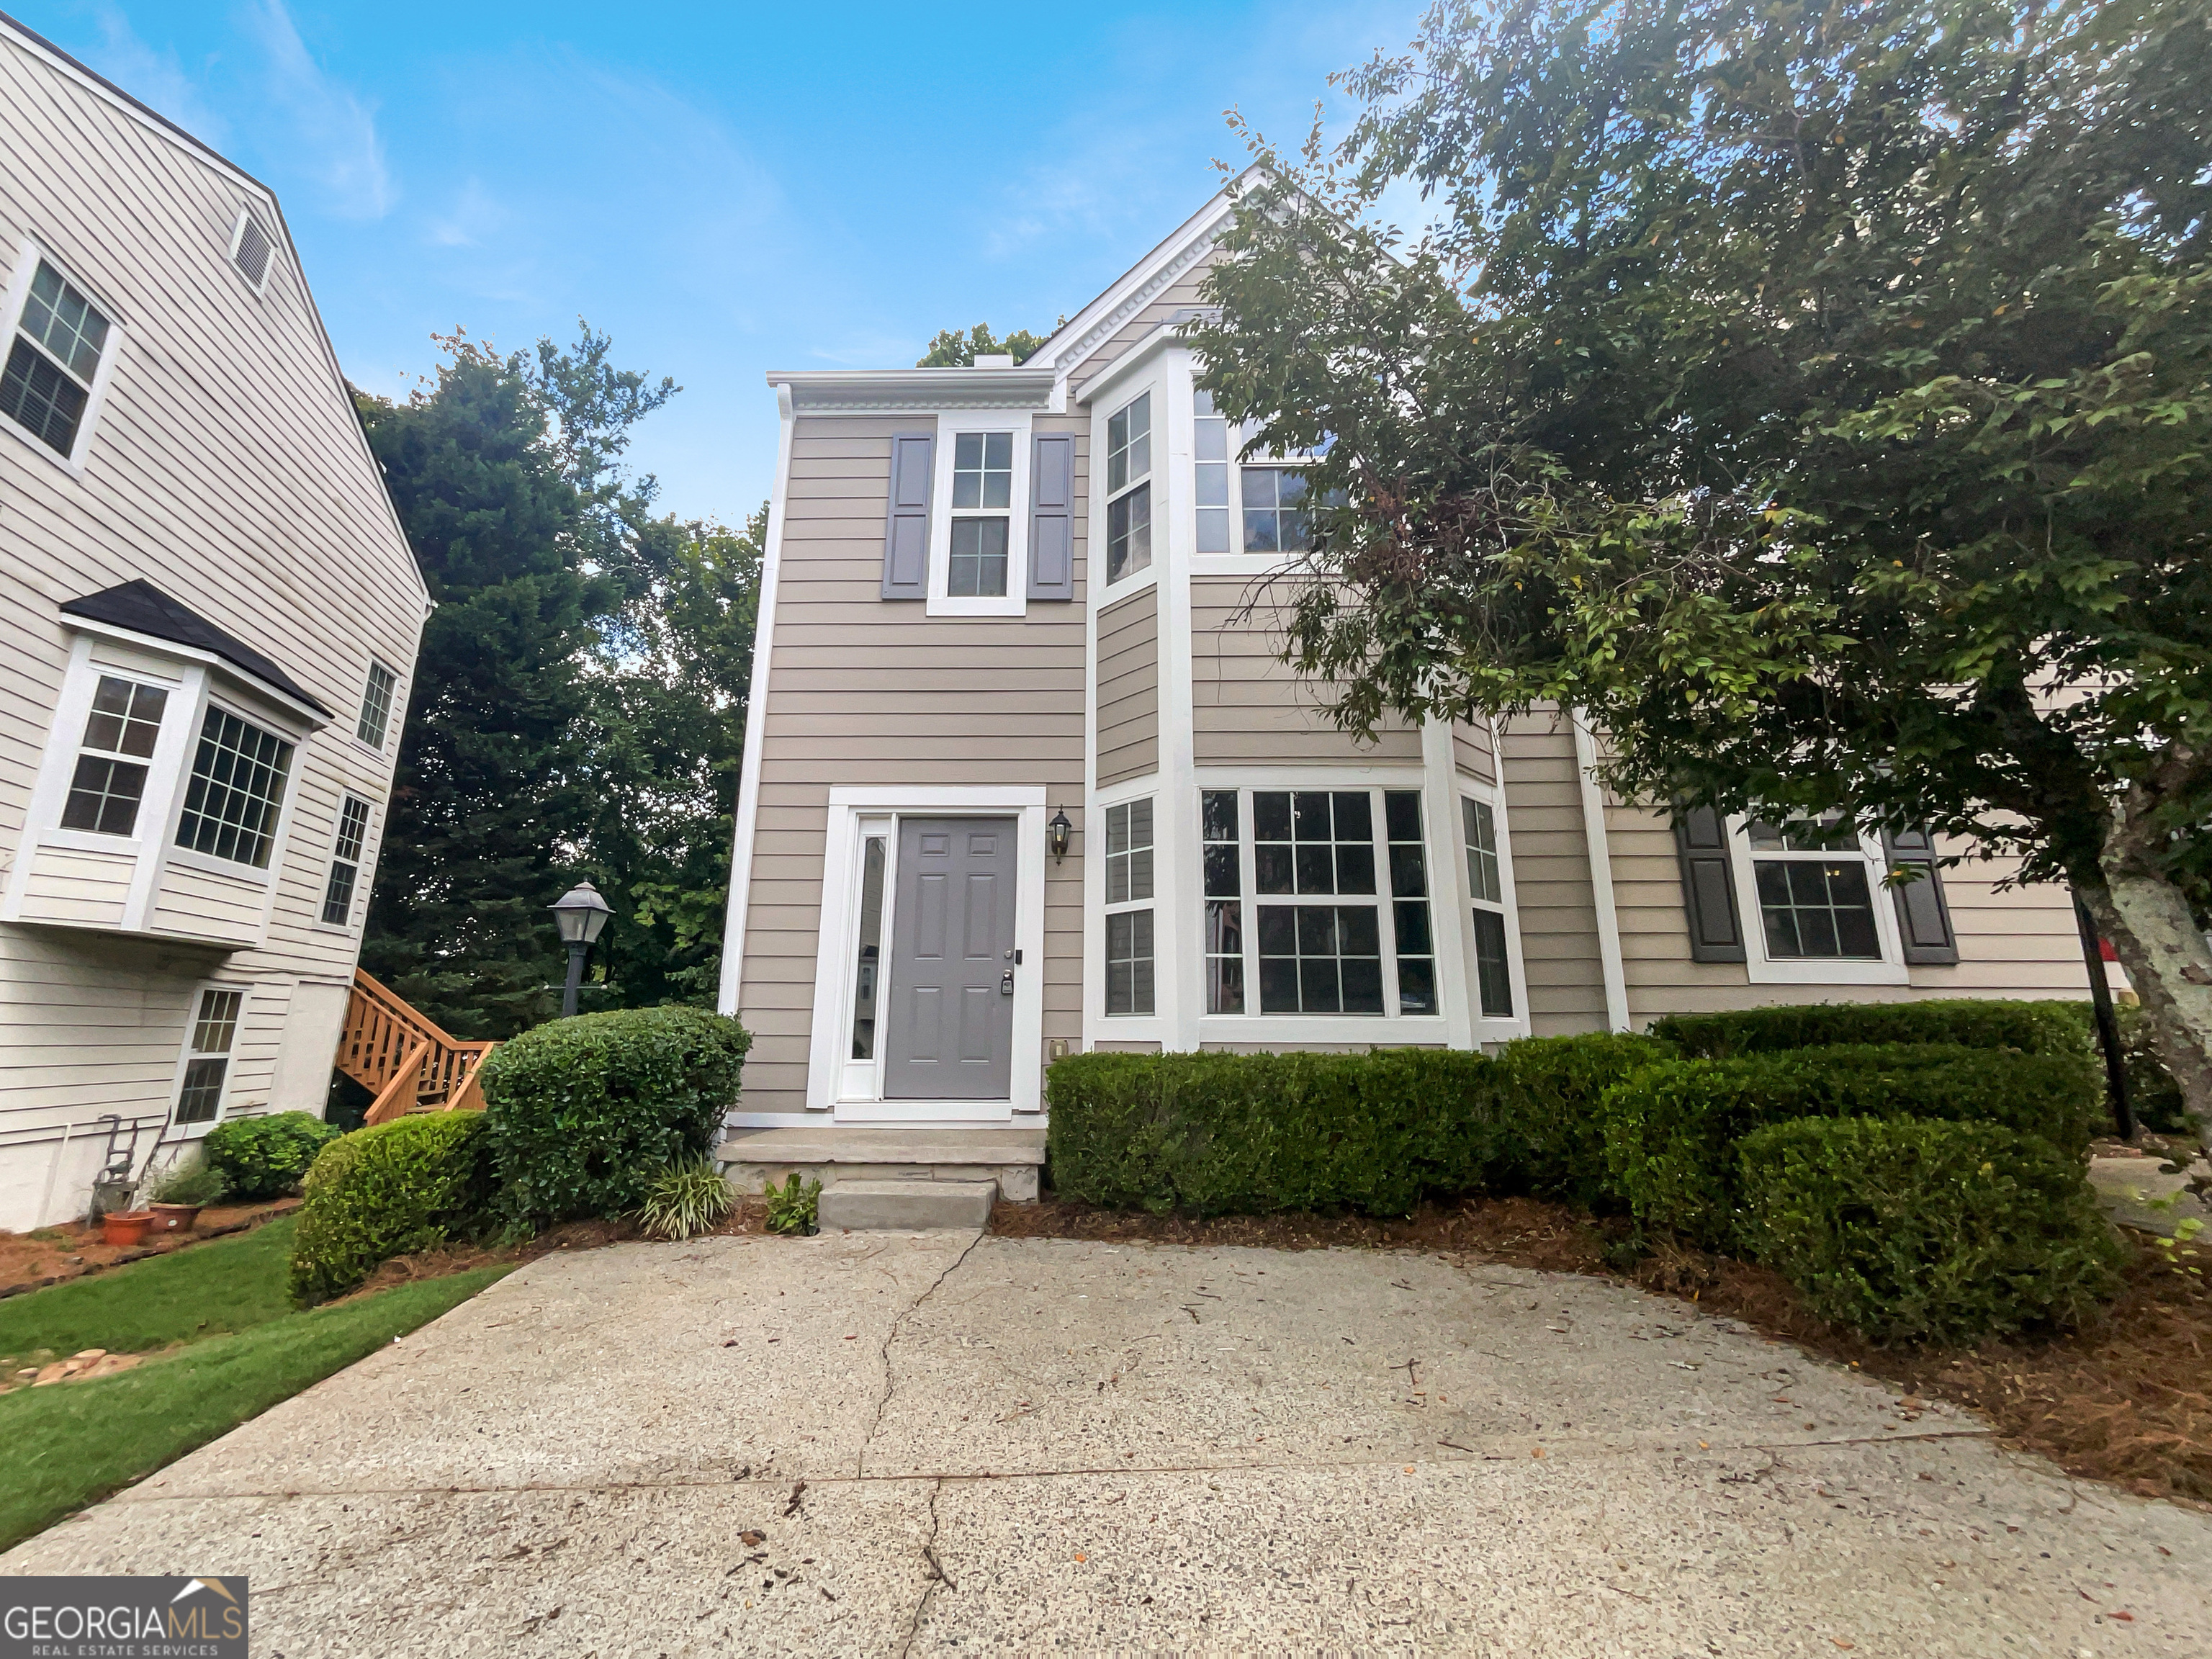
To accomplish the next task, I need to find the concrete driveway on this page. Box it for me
[6,1230,2208,1655]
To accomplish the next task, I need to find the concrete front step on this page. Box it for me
[816,1178,996,1232]
[717,1125,1044,1202]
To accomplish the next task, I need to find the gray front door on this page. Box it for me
[883,817,1017,1100]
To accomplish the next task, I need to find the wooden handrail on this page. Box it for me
[338,968,498,1123]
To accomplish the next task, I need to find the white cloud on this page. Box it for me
[240,0,393,219]
[82,4,228,148]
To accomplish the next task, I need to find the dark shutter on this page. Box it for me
[1672,806,1746,962]
[1028,432,1075,600]
[881,431,934,598]
[1881,826,1959,964]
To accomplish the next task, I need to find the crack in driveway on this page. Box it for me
[857,1229,986,1478]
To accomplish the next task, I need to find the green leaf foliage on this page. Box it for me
[2116,1000,2195,1133]
[287,1113,493,1305]
[763,1172,821,1236]
[146,1154,226,1208]
[1653,998,2092,1062]
[201,1112,344,1201]
[1737,1117,2126,1346]
[1046,1035,1673,1216]
[634,1154,736,1241]
[917,323,1048,367]
[479,1006,750,1227]
[1604,1045,2103,1248]
[1188,0,2212,1097]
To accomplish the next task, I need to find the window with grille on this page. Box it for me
[1202,787,1445,1018]
[233,212,274,288]
[320,794,372,925]
[1102,797,1154,1015]
[1461,796,1514,1017]
[948,431,1013,595]
[1105,392,1151,583]
[174,986,243,1125]
[175,706,295,868]
[1746,813,1882,959]
[356,660,397,749]
[58,674,168,837]
[1240,467,1310,554]
[3,259,111,457]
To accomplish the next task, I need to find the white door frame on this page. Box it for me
[805,786,1049,1123]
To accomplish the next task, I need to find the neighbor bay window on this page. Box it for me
[1105,392,1151,583]
[1462,796,1514,1018]
[1102,797,1155,1014]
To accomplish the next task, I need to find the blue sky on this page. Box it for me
[19,1,1426,526]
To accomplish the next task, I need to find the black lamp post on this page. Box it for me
[550,880,613,1019]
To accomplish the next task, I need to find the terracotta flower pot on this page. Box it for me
[102,1210,153,1248]
[148,1202,202,1234]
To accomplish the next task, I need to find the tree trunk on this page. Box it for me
[2081,858,2212,1128]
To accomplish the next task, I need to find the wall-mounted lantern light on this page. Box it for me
[1048,808,1071,864]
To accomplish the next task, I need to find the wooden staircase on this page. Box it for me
[336,968,498,1127]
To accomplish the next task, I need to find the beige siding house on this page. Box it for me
[0,19,423,1229]
[716,176,2098,1194]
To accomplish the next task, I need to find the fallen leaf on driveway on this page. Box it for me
[1532,1447,1545,1460]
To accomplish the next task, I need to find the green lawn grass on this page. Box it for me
[0,1217,302,1366]
[0,1264,508,1554]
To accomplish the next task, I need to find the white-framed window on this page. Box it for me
[1241,467,1311,554]
[2,252,114,462]
[176,704,295,870]
[356,660,398,749]
[847,828,889,1059]
[948,431,1014,596]
[58,674,169,837]
[1195,387,1233,554]
[1200,786,1439,1017]
[320,794,374,926]
[1105,391,1152,584]
[172,985,246,1126]
[1103,798,1156,1015]
[1460,796,1514,1018]
[1725,810,1910,985]
[229,207,276,292]
[927,412,1030,616]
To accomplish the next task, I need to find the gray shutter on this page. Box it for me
[1881,826,1959,964]
[881,432,934,599]
[1672,806,1746,962]
[1028,433,1075,600]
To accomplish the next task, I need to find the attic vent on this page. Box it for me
[232,213,273,289]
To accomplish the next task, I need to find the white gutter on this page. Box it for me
[717,382,796,1020]
[1571,710,1632,1033]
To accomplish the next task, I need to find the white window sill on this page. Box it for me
[1745,956,1911,986]
[36,827,141,856]
[164,845,275,885]
[924,593,1027,619]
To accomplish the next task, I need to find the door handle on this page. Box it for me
[1000,970,1015,997]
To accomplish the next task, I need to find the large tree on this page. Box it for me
[357,328,760,1035]
[1187,0,2212,1110]
[917,323,1049,366]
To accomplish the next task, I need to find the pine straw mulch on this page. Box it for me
[989,1194,2212,1509]
[334,1201,780,1302]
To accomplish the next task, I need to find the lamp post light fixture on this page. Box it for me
[1048,807,1071,864]
[550,880,613,1019]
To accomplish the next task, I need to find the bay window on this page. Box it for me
[1462,796,1514,1018]
[1102,797,1155,1015]
[1105,392,1151,583]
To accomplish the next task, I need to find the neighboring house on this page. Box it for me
[716,174,2100,1200]
[0,16,423,1230]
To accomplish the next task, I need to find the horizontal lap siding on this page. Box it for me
[1452,724,1497,786]
[739,413,1089,1115]
[1190,577,1423,765]
[1498,712,1609,1035]
[1096,587,1159,786]
[0,37,421,1227]
[1067,268,1214,403]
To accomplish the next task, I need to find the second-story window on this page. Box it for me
[3,259,112,458]
[948,432,1013,596]
[60,675,168,837]
[1195,389,1231,553]
[1105,392,1151,583]
[1241,467,1310,554]
[176,706,294,869]
[357,660,397,749]
[321,794,373,925]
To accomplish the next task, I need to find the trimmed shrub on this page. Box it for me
[287,1112,491,1305]
[1488,1033,1675,1205]
[202,1111,343,1201]
[1604,1043,2102,1247]
[1651,997,2091,1061]
[1737,1117,2125,1345]
[1046,1035,1673,1216]
[480,1006,750,1226]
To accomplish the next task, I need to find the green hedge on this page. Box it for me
[286,1112,491,1305]
[202,1112,343,1201]
[1651,997,2090,1061]
[1044,1035,1673,1216]
[480,1005,750,1227]
[1602,1043,2101,1248]
[1737,1117,2125,1345]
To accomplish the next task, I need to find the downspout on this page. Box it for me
[1571,710,1632,1033]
